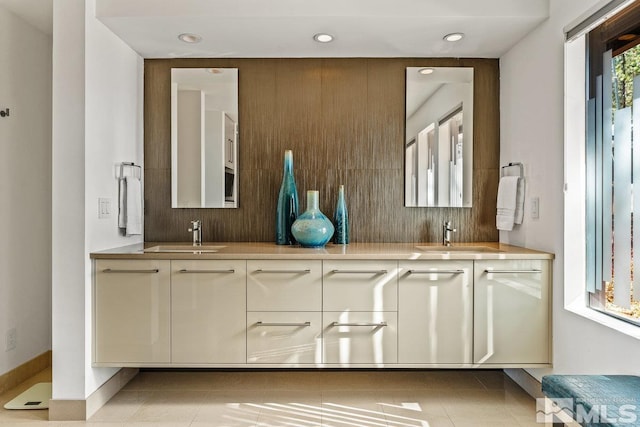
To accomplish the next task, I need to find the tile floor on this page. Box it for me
[0,368,545,426]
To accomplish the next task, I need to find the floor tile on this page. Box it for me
[194,390,263,426]
[0,369,541,426]
[127,390,209,423]
[321,391,389,427]
[89,391,153,422]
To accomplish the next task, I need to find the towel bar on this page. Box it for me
[501,162,523,178]
[118,162,141,180]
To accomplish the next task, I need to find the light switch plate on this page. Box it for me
[98,198,112,219]
[531,197,540,219]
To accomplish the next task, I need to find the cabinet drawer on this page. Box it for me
[398,261,473,364]
[171,260,246,364]
[474,260,551,364]
[94,260,171,364]
[323,311,397,365]
[247,312,322,364]
[323,260,398,311]
[247,260,322,311]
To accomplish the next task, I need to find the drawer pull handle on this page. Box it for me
[102,269,159,273]
[331,270,387,274]
[255,269,311,274]
[255,321,311,327]
[330,270,388,274]
[408,269,465,274]
[331,322,388,327]
[484,269,542,274]
[178,269,235,273]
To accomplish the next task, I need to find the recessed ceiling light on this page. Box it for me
[418,68,434,75]
[207,68,223,74]
[443,33,464,42]
[313,33,334,43]
[178,33,202,44]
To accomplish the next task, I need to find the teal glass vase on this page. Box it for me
[291,190,335,248]
[275,150,299,245]
[333,185,349,244]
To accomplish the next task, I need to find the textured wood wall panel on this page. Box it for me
[144,58,500,243]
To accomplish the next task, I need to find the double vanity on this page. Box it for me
[91,242,552,369]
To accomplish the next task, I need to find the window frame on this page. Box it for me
[563,0,640,337]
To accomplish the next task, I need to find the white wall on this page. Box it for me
[52,0,143,401]
[500,0,640,379]
[0,6,52,377]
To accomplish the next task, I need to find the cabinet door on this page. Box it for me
[171,260,246,364]
[247,312,322,364]
[398,261,473,364]
[323,312,398,365]
[474,260,551,365]
[247,260,322,311]
[323,260,398,311]
[94,260,171,364]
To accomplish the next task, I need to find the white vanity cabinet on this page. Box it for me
[92,243,553,368]
[247,260,322,311]
[171,260,246,364]
[322,260,398,364]
[94,260,171,365]
[473,259,551,365]
[323,260,398,311]
[246,312,322,364]
[246,260,322,364]
[323,311,398,365]
[398,260,473,364]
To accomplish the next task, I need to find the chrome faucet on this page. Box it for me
[188,220,202,246]
[442,221,456,246]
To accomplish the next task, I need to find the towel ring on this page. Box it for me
[501,162,523,178]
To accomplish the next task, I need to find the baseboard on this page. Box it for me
[49,367,138,421]
[504,368,545,399]
[0,350,51,396]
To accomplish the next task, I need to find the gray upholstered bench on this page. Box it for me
[541,375,640,426]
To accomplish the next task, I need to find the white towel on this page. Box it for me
[124,176,142,236]
[118,178,127,229]
[514,177,526,225]
[496,176,522,231]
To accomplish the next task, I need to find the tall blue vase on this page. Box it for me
[275,150,299,245]
[333,185,349,244]
[292,190,335,248]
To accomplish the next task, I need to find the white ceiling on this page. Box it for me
[0,0,549,58]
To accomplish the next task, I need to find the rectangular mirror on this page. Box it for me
[405,67,473,207]
[171,68,238,208]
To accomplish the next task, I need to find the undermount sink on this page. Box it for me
[144,245,226,253]
[415,245,502,253]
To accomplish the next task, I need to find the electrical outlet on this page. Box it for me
[6,327,16,352]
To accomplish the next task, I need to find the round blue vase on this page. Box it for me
[292,191,335,248]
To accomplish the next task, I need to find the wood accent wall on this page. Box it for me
[144,58,499,243]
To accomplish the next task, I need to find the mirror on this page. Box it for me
[171,68,238,208]
[405,67,473,207]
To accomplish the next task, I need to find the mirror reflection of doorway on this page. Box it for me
[405,105,463,207]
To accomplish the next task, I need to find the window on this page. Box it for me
[585,2,640,324]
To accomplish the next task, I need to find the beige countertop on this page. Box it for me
[90,242,554,260]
